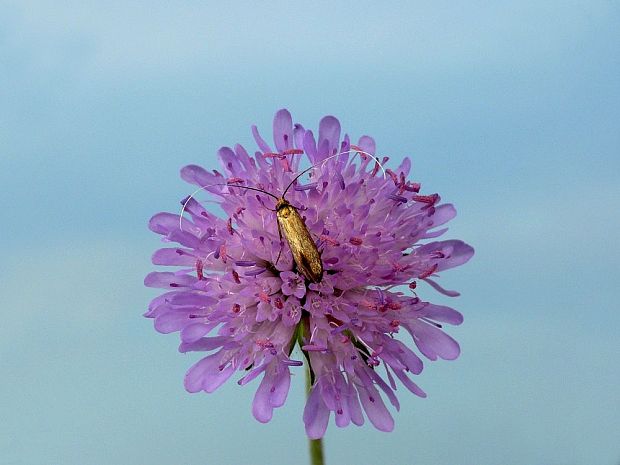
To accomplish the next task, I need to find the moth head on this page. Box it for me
[275,197,291,212]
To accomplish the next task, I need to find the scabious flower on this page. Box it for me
[144,109,474,438]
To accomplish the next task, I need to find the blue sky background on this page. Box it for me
[1,2,619,464]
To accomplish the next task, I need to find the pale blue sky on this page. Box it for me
[1,2,619,464]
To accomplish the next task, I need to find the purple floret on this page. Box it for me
[145,109,474,438]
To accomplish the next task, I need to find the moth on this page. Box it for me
[180,149,385,284]
[274,187,323,283]
[224,166,324,283]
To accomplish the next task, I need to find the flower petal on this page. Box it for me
[218,146,244,177]
[357,384,394,432]
[356,135,376,155]
[368,368,400,411]
[184,351,234,393]
[273,109,293,152]
[144,271,195,289]
[303,130,318,164]
[293,123,305,150]
[154,310,193,334]
[180,323,213,343]
[396,157,411,176]
[169,291,217,307]
[407,320,461,361]
[430,204,457,228]
[422,278,461,297]
[389,338,424,374]
[152,248,196,266]
[346,380,364,426]
[318,116,340,158]
[180,164,221,187]
[178,335,227,352]
[419,303,464,325]
[269,365,291,408]
[394,369,427,398]
[149,212,184,235]
[252,370,275,423]
[303,385,330,439]
[251,125,271,153]
[418,240,475,271]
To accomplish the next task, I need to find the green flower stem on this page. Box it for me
[306,364,325,465]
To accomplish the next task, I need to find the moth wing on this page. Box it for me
[277,206,323,283]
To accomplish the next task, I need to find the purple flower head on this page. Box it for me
[145,109,474,438]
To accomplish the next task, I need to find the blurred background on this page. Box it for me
[1,1,618,464]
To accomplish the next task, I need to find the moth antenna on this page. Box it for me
[179,182,278,231]
[181,149,387,231]
[346,148,388,179]
[281,148,387,197]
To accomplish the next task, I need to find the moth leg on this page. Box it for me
[310,231,325,253]
[275,221,284,266]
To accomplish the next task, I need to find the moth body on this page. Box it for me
[275,198,323,283]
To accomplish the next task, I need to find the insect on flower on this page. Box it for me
[145,109,474,440]
[179,150,386,284]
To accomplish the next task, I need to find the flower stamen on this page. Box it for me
[195,259,204,281]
